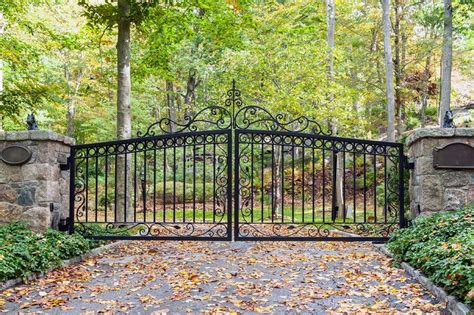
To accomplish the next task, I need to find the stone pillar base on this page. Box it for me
[0,130,74,233]
[407,128,474,218]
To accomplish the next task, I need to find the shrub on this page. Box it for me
[387,206,474,305]
[0,222,101,282]
[155,181,215,203]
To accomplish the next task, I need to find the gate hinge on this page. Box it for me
[60,156,71,171]
[403,156,414,170]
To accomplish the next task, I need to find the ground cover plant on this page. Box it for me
[0,222,104,282]
[388,206,474,305]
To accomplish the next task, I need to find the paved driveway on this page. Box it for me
[1,241,444,314]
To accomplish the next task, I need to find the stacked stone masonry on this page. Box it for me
[407,128,474,218]
[0,131,73,232]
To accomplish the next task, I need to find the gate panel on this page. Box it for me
[235,129,404,241]
[70,130,232,240]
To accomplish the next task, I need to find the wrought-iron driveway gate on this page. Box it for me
[69,82,406,241]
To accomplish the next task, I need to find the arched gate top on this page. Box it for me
[137,80,332,137]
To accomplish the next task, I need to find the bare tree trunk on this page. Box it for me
[325,0,335,80]
[439,0,453,126]
[184,71,197,116]
[420,55,431,127]
[65,65,84,138]
[166,80,177,132]
[393,0,404,137]
[116,0,133,223]
[382,0,396,142]
[325,0,343,218]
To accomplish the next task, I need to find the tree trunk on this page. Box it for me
[325,0,343,218]
[393,0,404,137]
[420,55,431,127]
[325,0,335,80]
[166,80,177,132]
[184,72,197,116]
[65,67,84,138]
[381,0,396,142]
[439,0,453,126]
[116,0,133,223]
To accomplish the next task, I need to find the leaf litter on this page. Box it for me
[0,241,445,313]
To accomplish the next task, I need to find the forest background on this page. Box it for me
[1,0,473,144]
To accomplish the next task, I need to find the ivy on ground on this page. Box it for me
[388,206,474,305]
[0,222,103,282]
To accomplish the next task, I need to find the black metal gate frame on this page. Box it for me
[69,81,406,242]
[233,129,405,242]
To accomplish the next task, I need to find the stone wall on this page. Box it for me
[407,128,474,218]
[0,131,73,232]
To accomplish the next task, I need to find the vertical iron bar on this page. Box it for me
[85,156,89,222]
[312,147,315,223]
[114,153,118,222]
[193,144,196,223]
[124,152,128,222]
[104,153,108,223]
[163,149,166,222]
[302,146,305,223]
[399,147,405,228]
[133,150,137,222]
[291,144,295,223]
[331,151,337,222]
[173,145,176,222]
[281,143,285,223]
[183,145,186,223]
[251,141,254,222]
[322,147,326,223]
[95,155,98,222]
[373,153,377,223]
[353,152,356,223]
[144,150,147,222]
[212,143,216,223]
[153,145,157,222]
[68,148,76,234]
[363,153,367,223]
[271,142,275,222]
[203,144,206,223]
[231,130,237,240]
[384,154,388,223]
[343,151,346,222]
[261,142,264,223]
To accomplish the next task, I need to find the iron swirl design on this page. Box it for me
[137,106,232,136]
[238,223,336,238]
[137,81,330,136]
[234,105,331,135]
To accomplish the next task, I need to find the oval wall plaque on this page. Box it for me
[433,142,474,169]
[0,145,32,165]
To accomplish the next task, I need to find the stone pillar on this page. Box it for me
[0,130,74,232]
[407,128,474,218]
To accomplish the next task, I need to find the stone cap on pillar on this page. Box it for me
[0,130,75,145]
[406,128,474,147]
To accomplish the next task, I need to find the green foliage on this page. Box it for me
[155,181,215,203]
[0,222,101,282]
[387,206,474,305]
